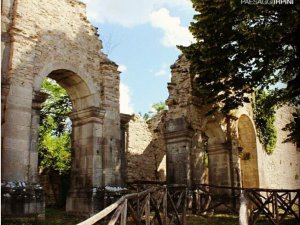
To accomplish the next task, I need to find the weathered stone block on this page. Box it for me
[1,182,44,218]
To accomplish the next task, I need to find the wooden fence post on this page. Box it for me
[163,187,168,225]
[146,194,151,225]
[121,199,128,225]
[182,188,187,225]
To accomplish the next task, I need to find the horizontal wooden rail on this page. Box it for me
[197,183,300,192]
[78,187,163,225]
[78,182,299,225]
[193,183,300,225]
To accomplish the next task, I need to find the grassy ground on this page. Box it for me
[1,207,82,225]
[187,214,299,225]
[2,208,299,225]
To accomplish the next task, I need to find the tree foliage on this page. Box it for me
[253,90,277,154]
[151,101,168,114]
[140,101,168,121]
[38,79,72,174]
[180,0,300,148]
[282,108,300,148]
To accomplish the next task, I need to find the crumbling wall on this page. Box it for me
[1,0,121,216]
[164,54,300,189]
[126,114,167,182]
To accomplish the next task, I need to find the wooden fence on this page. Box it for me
[77,182,299,225]
[194,184,300,225]
[77,185,187,225]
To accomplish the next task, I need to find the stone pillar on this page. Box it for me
[29,91,48,183]
[120,114,132,183]
[207,143,231,194]
[2,83,33,182]
[99,57,122,187]
[191,131,206,185]
[66,106,105,215]
[1,83,45,218]
[165,118,193,186]
[1,0,14,82]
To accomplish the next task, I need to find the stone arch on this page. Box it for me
[33,62,100,110]
[238,114,259,188]
[32,66,105,214]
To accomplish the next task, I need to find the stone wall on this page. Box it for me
[163,54,300,190]
[1,0,121,216]
[124,55,300,191]
[257,106,300,189]
[126,113,167,182]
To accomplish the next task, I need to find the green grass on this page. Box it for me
[187,214,299,225]
[1,207,82,225]
[2,208,299,225]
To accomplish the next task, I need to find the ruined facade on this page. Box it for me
[1,0,299,220]
[1,0,122,216]
[164,55,300,190]
[124,54,300,192]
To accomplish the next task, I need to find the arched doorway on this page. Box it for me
[238,115,259,188]
[38,77,72,209]
[33,69,105,214]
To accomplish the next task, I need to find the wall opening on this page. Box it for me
[35,69,102,213]
[38,77,72,208]
[238,115,259,188]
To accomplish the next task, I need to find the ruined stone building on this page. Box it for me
[1,0,299,219]
[125,55,300,193]
[2,0,123,216]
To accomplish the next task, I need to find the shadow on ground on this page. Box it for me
[1,209,299,225]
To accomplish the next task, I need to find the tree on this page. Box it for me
[283,108,300,148]
[151,101,168,114]
[138,102,168,121]
[38,79,72,174]
[180,0,300,113]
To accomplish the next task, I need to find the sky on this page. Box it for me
[81,0,195,114]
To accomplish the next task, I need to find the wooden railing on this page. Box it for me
[77,185,187,225]
[77,182,299,225]
[194,184,300,225]
[246,188,299,225]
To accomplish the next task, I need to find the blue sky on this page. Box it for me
[82,0,195,114]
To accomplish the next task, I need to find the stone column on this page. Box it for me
[99,57,122,187]
[120,114,132,183]
[66,106,105,215]
[29,91,48,183]
[1,0,14,82]
[207,143,231,194]
[165,118,193,186]
[1,83,45,218]
[2,83,33,182]
[191,131,206,185]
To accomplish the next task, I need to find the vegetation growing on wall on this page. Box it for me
[282,108,300,148]
[180,0,299,144]
[140,101,168,121]
[38,79,72,174]
[253,90,277,154]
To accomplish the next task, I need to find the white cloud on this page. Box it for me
[154,63,170,77]
[155,69,167,77]
[82,0,192,27]
[120,82,134,114]
[118,64,127,73]
[150,8,194,47]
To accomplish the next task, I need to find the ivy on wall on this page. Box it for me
[253,90,277,154]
